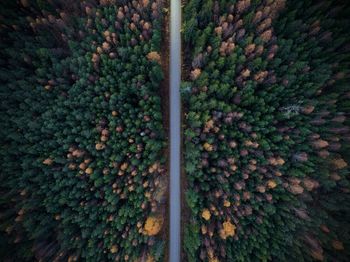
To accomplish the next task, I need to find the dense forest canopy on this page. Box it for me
[1,0,350,261]
[0,0,167,261]
[182,0,350,261]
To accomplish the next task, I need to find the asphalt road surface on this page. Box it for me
[169,0,181,261]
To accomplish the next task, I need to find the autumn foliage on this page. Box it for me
[0,0,166,261]
[183,0,350,261]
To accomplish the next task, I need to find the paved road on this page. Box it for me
[169,0,181,261]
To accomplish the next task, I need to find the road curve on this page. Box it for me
[169,0,181,261]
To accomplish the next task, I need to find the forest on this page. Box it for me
[182,0,350,261]
[0,0,167,261]
[0,0,349,261]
